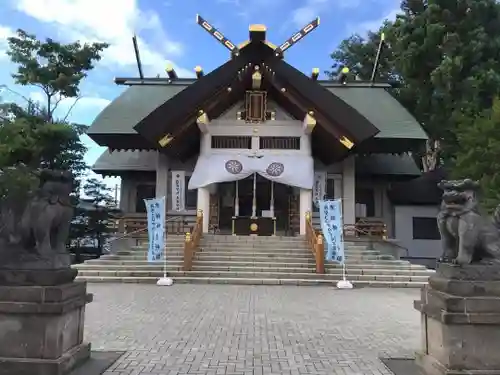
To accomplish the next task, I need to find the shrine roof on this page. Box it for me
[93,149,421,179]
[86,81,426,152]
[388,168,447,206]
[87,17,426,161]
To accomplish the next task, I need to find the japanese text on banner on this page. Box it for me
[171,171,185,211]
[313,172,326,208]
[319,199,345,264]
[144,196,166,262]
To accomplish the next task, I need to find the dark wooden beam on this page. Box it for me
[263,70,354,149]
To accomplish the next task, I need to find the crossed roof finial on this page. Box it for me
[195,14,320,58]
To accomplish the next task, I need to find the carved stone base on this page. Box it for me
[0,281,93,375]
[415,263,500,375]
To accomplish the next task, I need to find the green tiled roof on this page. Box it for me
[93,149,420,176]
[93,149,157,171]
[87,84,190,135]
[88,81,427,142]
[355,154,421,176]
[328,87,428,140]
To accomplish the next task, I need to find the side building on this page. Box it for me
[87,22,435,256]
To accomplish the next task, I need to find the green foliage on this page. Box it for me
[0,28,108,176]
[327,0,500,162]
[70,178,119,255]
[0,29,108,249]
[453,98,500,211]
[391,0,500,160]
[327,0,500,207]
[327,21,398,82]
[7,29,108,119]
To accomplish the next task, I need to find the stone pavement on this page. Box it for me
[84,284,421,375]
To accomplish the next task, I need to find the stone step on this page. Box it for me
[100,253,395,262]
[125,246,381,255]
[74,262,428,272]
[74,269,431,282]
[125,249,376,256]
[73,263,433,276]
[82,258,416,268]
[199,235,307,241]
[74,275,427,288]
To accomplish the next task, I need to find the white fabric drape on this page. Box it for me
[188,153,313,190]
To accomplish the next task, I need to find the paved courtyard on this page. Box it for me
[84,284,421,375]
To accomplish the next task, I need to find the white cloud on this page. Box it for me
[11,0,193,77]
[354,8,400,35]
[0,25,15,60]
[291,0,326,27]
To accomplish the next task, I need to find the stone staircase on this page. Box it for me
[73,235,433,287]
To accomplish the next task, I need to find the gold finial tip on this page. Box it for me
[312,67,319,74]
[249,24,266,32]
[165,63,173,71]
[317,16,320,25]
[194,65,202,72]
[341,67,349,74]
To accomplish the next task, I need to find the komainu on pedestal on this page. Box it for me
[415,179,500,375]
[0,169,92,375]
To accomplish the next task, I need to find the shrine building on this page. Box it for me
[87,17,437,255]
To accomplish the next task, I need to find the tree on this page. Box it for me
[0,30,108,251]
[326,21,398,82]
[6,29,109,121]
[0,29,108,175]
[83,178,115,207]
[73,178,119,255]
[327,0,500,174]
[453,98,500,211]
[391,0,500,162]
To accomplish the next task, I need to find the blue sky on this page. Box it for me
[0,0,401,189]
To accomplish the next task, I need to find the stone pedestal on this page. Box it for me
[0,269,92,375]
[414,263,500,375]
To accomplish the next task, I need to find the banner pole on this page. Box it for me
[336,197,352,289]
[162,230,167,279]
[157,196,173,286]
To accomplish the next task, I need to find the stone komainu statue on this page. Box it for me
[437,179,500,264]
[0,169,74,261]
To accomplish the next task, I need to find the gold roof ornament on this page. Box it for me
[303,111,317,134]
[194,66,204,78]
[158,133,174,147]
[196,110,210,133]
[311,67,319,80]
[252,65,262,89]
[165,63,178,80]
[339,136,354,149]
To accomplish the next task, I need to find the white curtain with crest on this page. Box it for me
[188,153,313,190]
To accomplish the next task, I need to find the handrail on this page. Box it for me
[103,216,183,253]
[183,210,203,271]
[305,211,325,274]
[110,215,184,242]
[113,214,194,235]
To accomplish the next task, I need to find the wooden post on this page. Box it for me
[315,234,325,274]
[183,232,192,271]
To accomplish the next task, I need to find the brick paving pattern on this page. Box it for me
[84,284,420,375]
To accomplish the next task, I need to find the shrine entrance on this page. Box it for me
[217,174,292,235]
